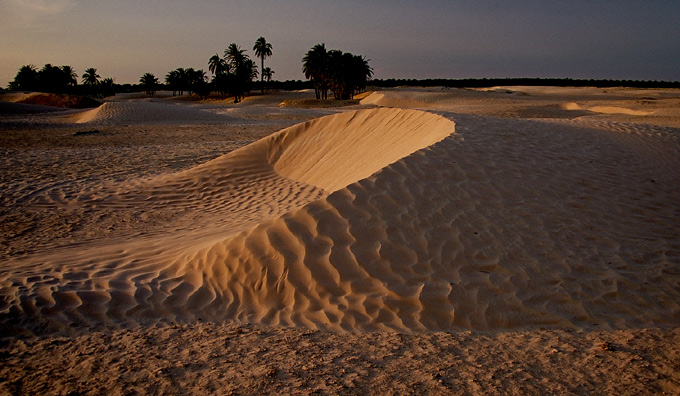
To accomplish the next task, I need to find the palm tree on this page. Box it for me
[302,43,329,99]
[208,54,228,76]
[100,77,115,97]
[176,67,188,95]
[225,43,245,69]
[224,43,257,103]
[327,50,348,100]
[253,37,272,94]
[165,69,181,96]
[8,64,39,91]
[350,55,373,96]
[185,67,197,95]
[209,53,231,100]
[81,67,101,96]
[189,69,210,100]
[262,67,274,93]
[303,46,373,100]
[187,68,207,95]
[82,68,100,86]
[329,51,374,100]
[139,72,159,96]
[60,65,78,87]
[262,67,274,81]
[242,58,258,95]
[211,72,230,100]
[40,64,68,93]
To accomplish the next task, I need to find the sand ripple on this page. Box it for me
[2,108,679,336]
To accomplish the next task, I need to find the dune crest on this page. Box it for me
[267,108,455,192]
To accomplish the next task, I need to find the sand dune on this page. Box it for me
[2,102,679,337]
[361,87,680,127]
[184,114,680,332]
[0,108,457,335]
[74,100,231,124]
[557,102,653,116]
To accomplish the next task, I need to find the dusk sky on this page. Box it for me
[1,0,679,86]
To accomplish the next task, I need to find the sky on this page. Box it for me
[1,0,679,86]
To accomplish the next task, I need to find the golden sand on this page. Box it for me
[1,86,679,394]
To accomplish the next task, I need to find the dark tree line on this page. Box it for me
[371,78,680,89]
[7,64,115,97]
[5,37,272,101]
[10,50,677,100]
[164,68,209,97]
[302,44,373,100]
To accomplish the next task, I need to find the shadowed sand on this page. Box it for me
[1,87,679,394]
[2,98,679,336]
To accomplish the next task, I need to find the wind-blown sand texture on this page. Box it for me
[1,87,679,394]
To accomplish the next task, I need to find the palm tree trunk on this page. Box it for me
[260,57,265,94]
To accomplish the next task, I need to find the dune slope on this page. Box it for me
[2,106,679,336]
[74,100,230,124]
[183,115,680,332]
[1,108,461,335]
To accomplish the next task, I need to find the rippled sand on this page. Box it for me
[1,87,679,394]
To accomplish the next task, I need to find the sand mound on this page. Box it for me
[17,93,101,109]
[269,108,454,192]
[562,102,581,110]
[0,92,100,112]
[195,116,680,332]
[0,108,455,335]
[588,106,653,116]
[1,107,679,336]
[0,101,67,115]
[0,92,35,103]
[111,108,453,232]
[360,91,433,108]
[561,102,653,116]
[278,99,358,108]
[74,100,230,124]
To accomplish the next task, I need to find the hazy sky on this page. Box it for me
[1,0,679,86]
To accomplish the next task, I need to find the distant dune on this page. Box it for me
[73,100,230,124]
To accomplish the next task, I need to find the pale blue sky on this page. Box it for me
[1,0,678,85]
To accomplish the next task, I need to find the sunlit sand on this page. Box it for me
[1,86,679,394]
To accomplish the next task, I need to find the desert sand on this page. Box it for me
[1,86,679,394]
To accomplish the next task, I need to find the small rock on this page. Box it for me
[601,342,616,351]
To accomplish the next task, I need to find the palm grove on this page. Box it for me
[7,64,115,98]
[7,38,372,102]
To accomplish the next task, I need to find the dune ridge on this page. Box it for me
[2,105,679,336]
[268,107,454,191]
[86,108,454,238]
